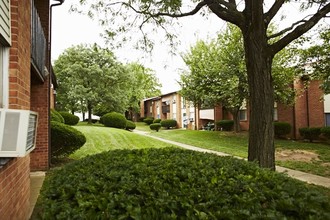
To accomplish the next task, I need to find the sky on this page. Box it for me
[51,1,326,94]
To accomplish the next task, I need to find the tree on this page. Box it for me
[54,44,130,123]
[125,62,162,120]
[297,26,330,93]
[180,24,297,133]
[76,1,330,169]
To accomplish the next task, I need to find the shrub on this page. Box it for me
[126,120,136,131]
[160,119,177,129]
[102,112,127,129]
[299,127,322,142]
[216,120,234,131]
[50,121,86,158]
[59,111,80,125]
[274,122,291,138]
[138,117,146,122]
[143,117,154,125]
[321,127,330,139]
[50,109,64,123]
[150,123,161,132]
[37,148,330,219]
[84,118,99,124]
[153,118,161,123]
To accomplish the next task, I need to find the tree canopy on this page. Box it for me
[74,0,330,169]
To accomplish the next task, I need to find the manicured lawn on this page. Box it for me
[147,129,330,177]
[71,125,177,159]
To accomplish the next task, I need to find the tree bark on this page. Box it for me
[231,107,241,133]
[87,102,92,124]
[243,1,275,170]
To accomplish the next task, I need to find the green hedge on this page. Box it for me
[102,112,127,129]
[126,120,136,131]
[299,127,322,142]
[50,121,86,158]
[160,119,177,129]
[36,148,330,219]
[143,117,154,125]
[321,127,330,139]
[150,123,161,132]
[274,122,291,138]
[59,111,80,125]
[50,109,64,123]
[153,118,161,123]
[216,120,234,131]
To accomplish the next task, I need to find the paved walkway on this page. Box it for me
[133,130,330,188]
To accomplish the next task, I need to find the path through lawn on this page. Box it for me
[71,126,177,159]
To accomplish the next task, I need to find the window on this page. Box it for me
[172,113,176,120]
[0,45,9,108]
[239,100,247,121]
[274,102,278,121]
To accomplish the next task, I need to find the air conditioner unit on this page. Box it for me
[0,109,38,157]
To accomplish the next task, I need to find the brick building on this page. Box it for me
[141,79,325,139]
[0,0,62,218]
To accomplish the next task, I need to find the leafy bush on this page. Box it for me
[299,127,322,142]
[50,109,64,123]
[126,120,136,131]
[37,148,330,219]
[102,112,127,129]
[321,127,330,139]
[160,119,177,129]
[150,123,161,132]
[84,118,99,124]
[216,120,234,131]
[59,111,80,125]
[138,117,146,122]
[50,121,86,158]
[143,117,154,125]
[274,122,291,138]
[153,118,161,123]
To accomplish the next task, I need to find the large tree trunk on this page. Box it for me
[231,107,241,133]
[243,2,275,170]
[87,102,92,124]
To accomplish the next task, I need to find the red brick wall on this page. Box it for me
[0,157,31,220]
[0,0,32,218]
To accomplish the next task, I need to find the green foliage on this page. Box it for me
[299,127,322,142]
[321,127,330,139]
[274,122,291,138]
[216,120,234,131]
[37,148,330,219]
[59,111,80,125]
[126,120,136,130]
[160,119,177,129]
[153,118,161,123]
[150,123,161,132]
[138,117,146,122]
[50,121,86,158]
[143,117,154,125]
[50,109,64,123]
[102,112,127,129]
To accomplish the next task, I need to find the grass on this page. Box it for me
[137,126,330,178]
[71,125,177,160]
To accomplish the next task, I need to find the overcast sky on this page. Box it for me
[51,1,326,94]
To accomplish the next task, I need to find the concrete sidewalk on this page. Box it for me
[133,130,330,188]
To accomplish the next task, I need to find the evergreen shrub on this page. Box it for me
[160,119,177,129]
[216,120,234,131]
[299,127,322,142]
[153,118,161,123]
[143,117,154,125]
[321,127,330,139]
[102,112,127,129]
[37,148,330,219]
[274,122,291,138]
[50,109,64,123]
[126,120,136,130]
[59,112,80,125]
[150,123,161,132]
[50,121,86,158]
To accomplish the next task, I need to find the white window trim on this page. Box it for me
[0,46,9,108]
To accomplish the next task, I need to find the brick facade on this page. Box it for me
[0,0,52,218]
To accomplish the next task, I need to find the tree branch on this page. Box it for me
[270,3,330,56]
[268,18,309,39]
[264,0,286,24]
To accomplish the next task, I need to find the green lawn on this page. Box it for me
[71,125,177,160]
[145,128,330,177]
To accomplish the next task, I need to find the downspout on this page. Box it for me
[48,0,65,167]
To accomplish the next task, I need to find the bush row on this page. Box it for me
[36,147,330,219]
[100,112,136,131]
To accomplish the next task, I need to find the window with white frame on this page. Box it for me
[239,100,247,121]
[0,45,9,108]
[274,102,278,121]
